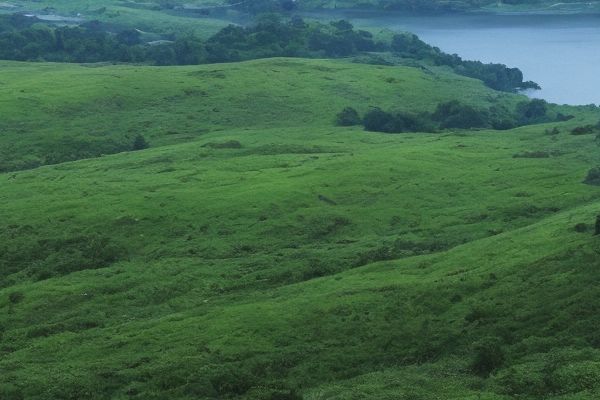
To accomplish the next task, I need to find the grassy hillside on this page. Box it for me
[0,58,521,172]
[2,57,600,398]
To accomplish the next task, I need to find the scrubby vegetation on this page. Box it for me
[343,98,566,133]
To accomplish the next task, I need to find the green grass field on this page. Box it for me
[0,58,522,172]
[2,57,600,399]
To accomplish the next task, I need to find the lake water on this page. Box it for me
[323,12,600,105]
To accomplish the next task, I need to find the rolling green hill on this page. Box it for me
[2,57,600,399]
[0,58,522,172]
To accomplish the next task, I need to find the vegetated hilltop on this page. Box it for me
[0,13,537,96]
[2,52,600,398]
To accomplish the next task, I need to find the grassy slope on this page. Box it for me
[0,58,519,172]
[2,59,600,398]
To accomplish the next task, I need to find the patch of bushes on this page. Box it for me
[363,108,433,133]
[348,97,567,134]
[202,140,242,149]
[516,98,548,124]
[574,223,588,232]
[513,150,550,158]
[8,291,24,305]
[470,337,505,376]
[132,134,149,150]
[584,167,600,185]
[571,122,600,135]
[335,107,361,126]
[432,100,489,129]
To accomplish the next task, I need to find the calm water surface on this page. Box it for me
[338,13,600,105]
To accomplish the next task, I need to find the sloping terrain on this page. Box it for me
[2,57,600,398]
[0,58,520,172]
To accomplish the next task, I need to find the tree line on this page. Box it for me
[0,13,537,92]
[337,98,574,133]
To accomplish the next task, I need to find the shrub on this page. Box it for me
[202,140,242,149]
[8,291,24,304]
[584,167,600,185]
[470,337,505,376]
[132,134,149,150]
[556,113,575,121]
[492,118,517,130]
[574,223,588,232]
[432,100,489,129]
[363,108,431,133]
[335,107,361,126]
[513,150,550,158]
[517,99,548,123]
[363,108,395,132]
[571,125,599,135]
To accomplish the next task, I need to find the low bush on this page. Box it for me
[202,140,243,149]
[363,108,432,133]
[513,151,550,158]
[470,337,505,376]
[572,125,599,135]
[132,134,149,150]
[335,107,361,126]
[432,100,489,129]
[584,167,600,185]
[8,291,24,304]
[517,99,548,124]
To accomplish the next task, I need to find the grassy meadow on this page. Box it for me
[0,58,521,172]
[2,56,600,398]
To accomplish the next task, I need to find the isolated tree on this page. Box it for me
[132,134,149,151]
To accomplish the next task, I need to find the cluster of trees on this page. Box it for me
[0,14,535,91]
[204,16,383,62]
[338,98,560,133]
[0,15,214,64]
[0,14,382,64]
